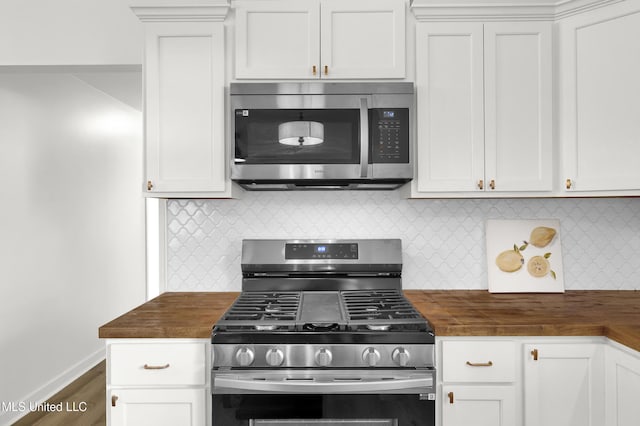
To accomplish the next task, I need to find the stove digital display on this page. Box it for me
[285,243,358,259]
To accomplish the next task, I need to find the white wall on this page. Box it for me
[0,0,142,65]
[0,72,145,425]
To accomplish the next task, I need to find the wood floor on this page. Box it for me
[12,361,106,426]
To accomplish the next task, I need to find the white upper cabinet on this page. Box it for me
[234,0,320,79]
[415,23,485,193]
[414,21,552,195]
[484,23,553,193]
[130,1,232,198]
[558,0,640,193]
[144,22,227,195]
[234,0,406,79]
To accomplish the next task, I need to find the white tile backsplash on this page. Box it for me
[165,192,640,291]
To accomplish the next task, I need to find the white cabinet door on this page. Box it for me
[523,343,605,426]
[110,388,206,426]
[414,21,552,195]
[235,0,320,79]
[415,22,485,192]
[605,343,640,426]
[559,2,640,192]
[484,22,553,192]
[320,0,405,79]
[442,385,517,426]
[234,0,405,79]
[144,22,227,194]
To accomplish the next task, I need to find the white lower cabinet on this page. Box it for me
[523,342,605,426]
[442,385,516,426]
[440,339,520,426]
[605,342,640,426]
[106,339,210,426]
[110,388,206,426]
[439,337,629,426]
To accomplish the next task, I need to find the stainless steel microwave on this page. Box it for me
[230,82,414,190]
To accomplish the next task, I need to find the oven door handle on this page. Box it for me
[213,375,433,394]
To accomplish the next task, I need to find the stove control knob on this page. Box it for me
[362,347,381,367]
[235,347,255,367]
[392,347,410,367]
[265,348,285,367]
[315,348,333,367]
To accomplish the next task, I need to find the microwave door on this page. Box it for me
[233,108,365,180]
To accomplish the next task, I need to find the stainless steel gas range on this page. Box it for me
[211,239,435,426]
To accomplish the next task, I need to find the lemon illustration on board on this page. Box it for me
[526,253,556,279]
[528,226,556,248]
[496,247,524,272]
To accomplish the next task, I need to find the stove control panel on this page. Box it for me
[285,243,358,260]
[215,344,434,369]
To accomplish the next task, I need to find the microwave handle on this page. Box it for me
[359,98,369,178]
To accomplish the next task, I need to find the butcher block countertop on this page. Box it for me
[99,290,640,351]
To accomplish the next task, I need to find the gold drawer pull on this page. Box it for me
[143,363,170,370]
[566,178,573,189]
[147,180,153,191]
[111,395,118,407]
[531,349,539,361]
[477,179,484,190]
[324,65,328,75]
[312,65,317,76]
[489,179,496,190]
[448,391,454,404]
[466,360,493,367]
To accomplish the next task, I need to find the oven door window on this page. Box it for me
[234,109,360,165]
[212,394,433,426]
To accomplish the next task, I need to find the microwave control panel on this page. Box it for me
[369,108,409,163]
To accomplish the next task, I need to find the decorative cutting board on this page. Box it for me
[486,219,564,293]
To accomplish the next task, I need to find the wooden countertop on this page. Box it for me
[99,292,239,339]
[99,290,640,351]
[405,290,640,351]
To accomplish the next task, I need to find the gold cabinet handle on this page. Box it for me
[448,391,454,404]
[489,179,496,190]
[324,65,328,75]
[466,360,493,367]
[143,363,170,370]
[531,349,539,361]
[477,179,484,190]
[147,180,153,191]
[312,65,317,76]
[566,178,572,189]
[111,395,118,407]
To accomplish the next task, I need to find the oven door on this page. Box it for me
[231,95,371,182]
[212,369,435,426]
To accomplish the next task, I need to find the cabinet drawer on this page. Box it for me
[442,340,516,383]
[109,342,206,386]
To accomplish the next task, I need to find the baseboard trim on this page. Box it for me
[0,349,105,426]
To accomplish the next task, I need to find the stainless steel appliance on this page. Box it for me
[211,239,435,426]
[230,83,414,190]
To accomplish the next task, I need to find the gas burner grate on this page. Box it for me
[341,290,426,331]
[218,292,301,329]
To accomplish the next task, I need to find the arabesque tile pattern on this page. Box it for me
[165,193,640,291]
